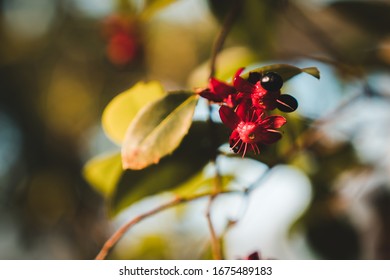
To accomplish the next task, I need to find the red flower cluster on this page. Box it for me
[102,14,142,66]
[199,68,298,157]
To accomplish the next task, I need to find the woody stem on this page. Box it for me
[209,0,244,79]
[206,0,245,260]
[95,190,241,260]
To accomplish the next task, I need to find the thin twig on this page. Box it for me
[209,0,244,79]
[206,0,245,259]
[205,193,222,260]
[283,92,362,161]
[95,190,241,260]
[283,2,345,63]
[218,167,273,245]
[205,108,224,259]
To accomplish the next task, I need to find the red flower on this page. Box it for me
[234,69,283,111]
[199,67,297,158]
[219,104,286,157]
[107,31,138,66]
[199,68,297,112]
[102,14,142,66]
[198,68,249,107]
[198,76,237,106]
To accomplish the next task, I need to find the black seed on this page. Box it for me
[247,72,262,84]
[276,94,298,112]
[260,72,283,91]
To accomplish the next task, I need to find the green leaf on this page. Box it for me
[122,92,198,170]
[111,121,228,216]
[112,157,201,216]
[102,81,165,145]
[173,172,235,199]
[82,122,229,216]
[82,152,122,197]
[241,64,320,81]
[140,0,178,20]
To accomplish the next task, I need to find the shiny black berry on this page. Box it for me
[260,72,283,91]
[276,94,298,112]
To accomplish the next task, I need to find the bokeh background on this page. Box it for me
[1,0,390,259]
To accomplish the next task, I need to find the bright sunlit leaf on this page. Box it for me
[122,92,198,170]
[102,81,165,145]
[83,152,122,197]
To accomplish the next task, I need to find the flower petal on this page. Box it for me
[233,68,255,94]
[210,77,236,96]
[225,94,238,108]
[261,130,282,144]
[235,102,262,121]
[260,115,286,129]
[233,67,245,78]
[252,89,280,110]
[219,105,240,129]
[235,102,248,120]
[198,88,224,102]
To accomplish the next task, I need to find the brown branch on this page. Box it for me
[205,191,222,260]
[95,190,241,260]
[205,0,245,260]
[209,0,244,79]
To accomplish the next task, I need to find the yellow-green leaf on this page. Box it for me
[140,0,178,20]
[122,92,198,170]
[173,172,235,199]
[82,152,122,197]
[102,81,165,145]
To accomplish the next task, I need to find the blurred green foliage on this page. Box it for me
[1,0,390,260]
